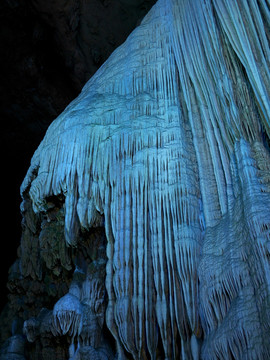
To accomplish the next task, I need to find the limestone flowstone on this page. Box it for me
[2,0,270,359]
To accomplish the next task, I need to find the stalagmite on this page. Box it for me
[7,0,270,358]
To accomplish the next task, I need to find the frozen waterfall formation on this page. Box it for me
[8,0,270,359]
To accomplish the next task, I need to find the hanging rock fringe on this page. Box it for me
[52,292,83,337]
[21,0,270,358]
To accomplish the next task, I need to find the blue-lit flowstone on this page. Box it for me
[20,0,270,359]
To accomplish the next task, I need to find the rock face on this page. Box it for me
[0,0,157,311]
[1,0,270,359]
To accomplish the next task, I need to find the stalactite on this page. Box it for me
[18,0,270,359]
[52,285,83,337]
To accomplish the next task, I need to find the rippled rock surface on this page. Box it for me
[1,0,270,359]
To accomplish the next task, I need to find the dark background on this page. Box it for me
[0,0,157,311]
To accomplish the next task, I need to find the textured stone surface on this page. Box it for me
[0,195,109,359]
[1,0,270,359]
[0,0,157,312]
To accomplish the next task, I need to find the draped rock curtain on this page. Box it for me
[21,0,270,358]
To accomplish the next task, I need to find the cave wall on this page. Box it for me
[1,0,270,359]
[0,0,157,312]
[0,194,110,359]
